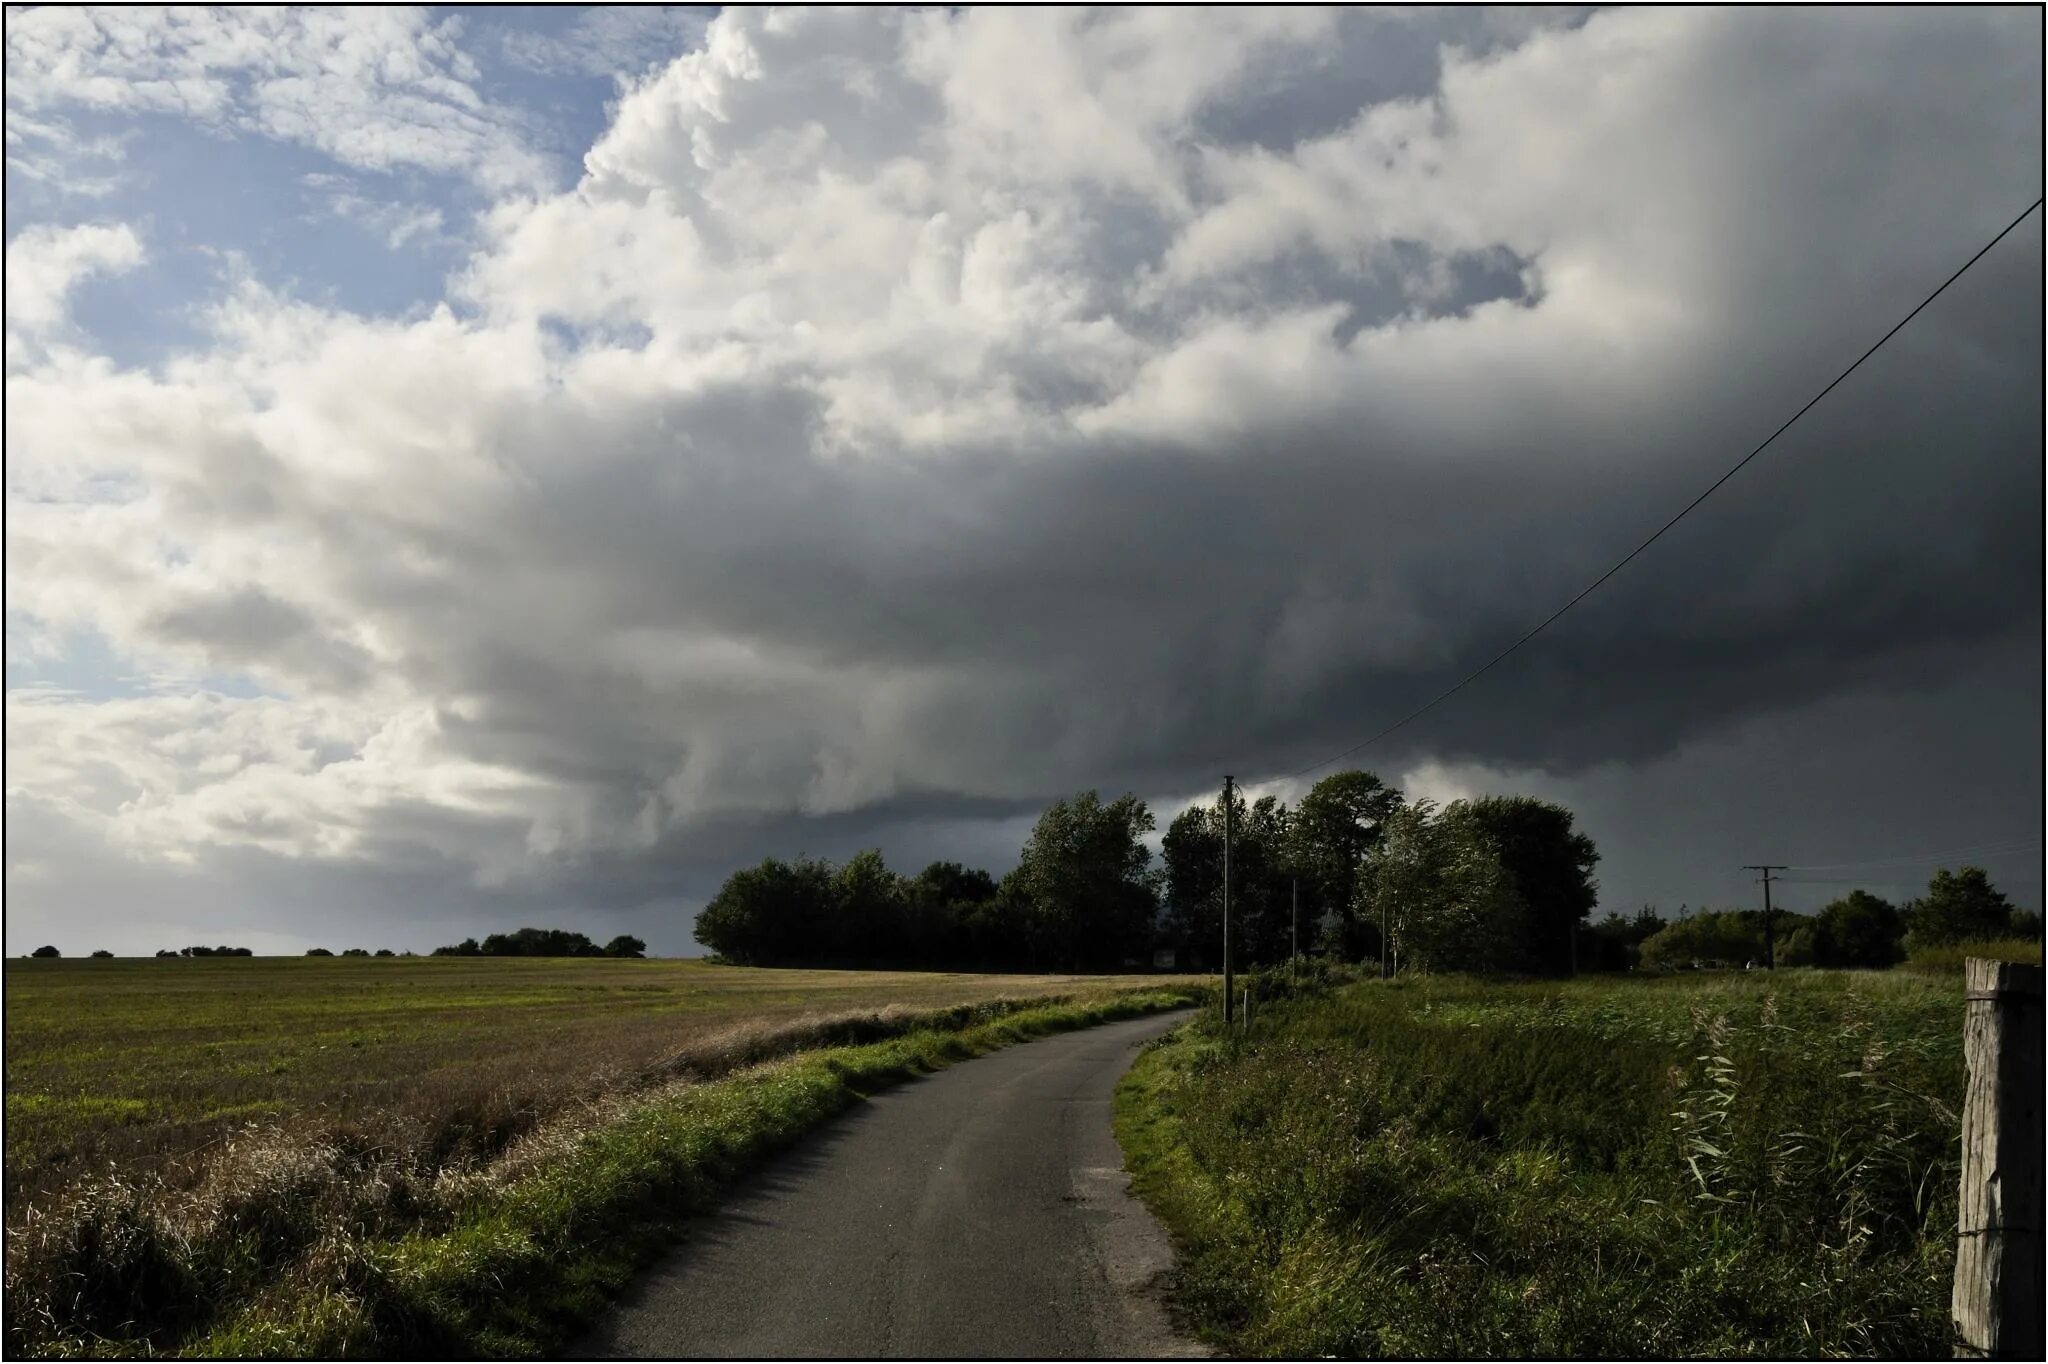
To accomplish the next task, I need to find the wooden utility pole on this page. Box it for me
[1743,865,1786,969]
[1290,877,1298,973]
[1953,958,2043,1359]
[1221,775,1234,1026]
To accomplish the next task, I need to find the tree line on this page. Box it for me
[694,772,1604,975]
[430,927,647,958]
[1599,866,2038,971]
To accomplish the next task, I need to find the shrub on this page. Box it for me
[30,945,60,959]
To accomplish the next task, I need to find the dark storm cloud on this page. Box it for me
[5,5,2040,954]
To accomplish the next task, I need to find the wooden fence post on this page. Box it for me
[1953,958,2043,1359]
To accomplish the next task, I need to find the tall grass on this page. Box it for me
[1118,968,1962,1357]
[6,988,1195,1358]
[1901,937,2042,974]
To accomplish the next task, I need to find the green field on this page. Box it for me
[1118,967,1968,1358]
[3,955,1192,1201]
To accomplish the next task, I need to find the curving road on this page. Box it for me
[576,1008,1206,1359]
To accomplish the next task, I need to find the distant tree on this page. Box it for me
[1458,796,1599,976]
[1906,867,2017,949]
[156,949,179,958]
[1581,906,1665,972]
[695,857,837,965]
[1638,909,1773,970]
[1010,791,1157,971]
[903,862,1002,967]
[306,947,334,957]
[834,851,908,965]
[30,944,60,958]
[341,948,371,957]
[90,949,114,959]
[1291,770,1403,962]
[373,948,396,958]
[430,937,483,957]
[1787,890,1905,969]
[1161,788,1299,970]
[2013,908,2044,940]
[602,934,647,958]
[182,946,215,958]
[1365,800,1523,974]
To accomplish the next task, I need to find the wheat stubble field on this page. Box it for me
[2,954,1198,1356]
[4,955,1191,1199]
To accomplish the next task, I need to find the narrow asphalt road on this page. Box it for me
[576,1008,1207,1359]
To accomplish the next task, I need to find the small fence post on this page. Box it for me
[1953,959,2043,1359]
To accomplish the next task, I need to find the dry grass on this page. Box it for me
[4,954,1193,1205]
[3,974,1200,1357]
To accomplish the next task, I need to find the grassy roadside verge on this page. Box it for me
[1115,969,1961,1358]
[9,987,1197,1359]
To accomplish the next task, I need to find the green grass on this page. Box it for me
[1117,967,1965,1358]
[1901,937,2042,974]
[8,986,1199,1358]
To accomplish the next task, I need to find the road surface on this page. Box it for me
[576,1008,1206,1359]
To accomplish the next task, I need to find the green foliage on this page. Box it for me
[691,856,838,965]
[1163,788,1299,969]
[1581,906,1665,971]
[1905,866,2018,949]
[1459,795,1600,976]
[1010,791,1158,971]
[1290,771,1403,961]
[89,950,114,959]
[1787,890,1906,969]
[30,945,59,958]
[1371,800,1525,973]
[601,935,646,959]
[1639,908,1780,969]
[1902,936,2043,974]
[1118,973,1963,1358]
[305,948,334,957]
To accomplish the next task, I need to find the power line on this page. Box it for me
[1288,196,2045,781]
[1784,837,2045,871]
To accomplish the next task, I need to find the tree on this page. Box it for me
[156,949,179,958]
[603,934,647,958]
[1637,909,1790,970]
[694,856,837,965]
[834,851,908,965]
[1789,890,1905,968]
[90,949,114,959]
[1458,796,1599,976]
[374,948,396,958]
[904,862,1002,967]
[341,948,371,958]
[1581,906,1665,972]
[1010,791,1158,971]
[1161,788,1301,969]
[30,945,59,958]
[1291,770,1403,962]
[306,947,335,957]
[1161,801,1226,969]
[1364,800,1523,974]
[1906,866,2017,948]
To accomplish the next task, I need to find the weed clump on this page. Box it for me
[1117,969,1962,1357]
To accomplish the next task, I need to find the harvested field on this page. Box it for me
[3,954,1194,1203]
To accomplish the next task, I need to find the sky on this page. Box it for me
[3,5,2042,957]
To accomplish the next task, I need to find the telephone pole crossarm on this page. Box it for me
[1742,865,1788,970]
